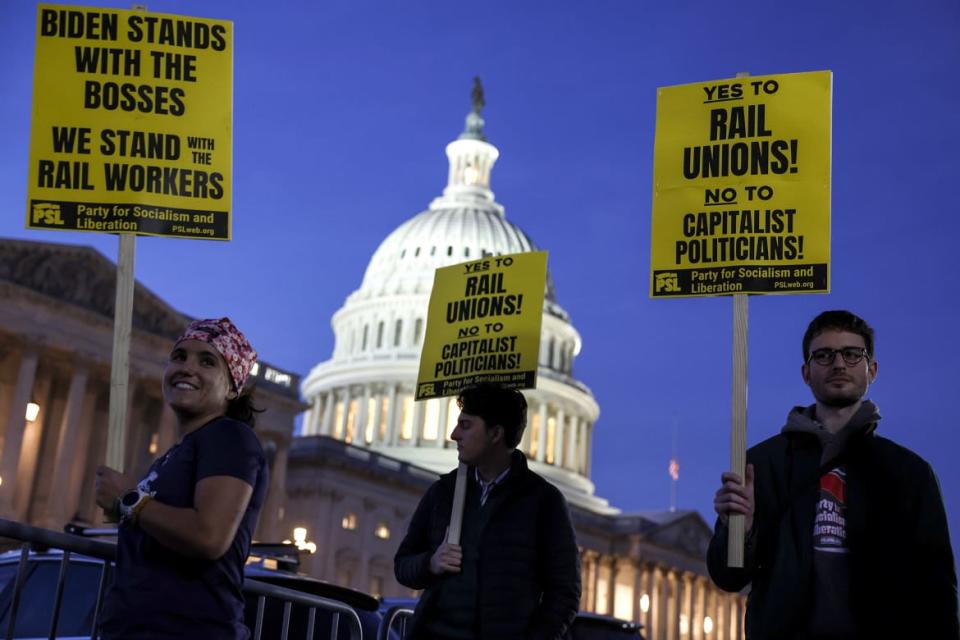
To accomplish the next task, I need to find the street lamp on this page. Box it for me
[292,527,317,554]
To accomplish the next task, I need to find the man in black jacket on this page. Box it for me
[394,383,581,640]
[709,310,959,639]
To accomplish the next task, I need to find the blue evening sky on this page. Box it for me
[2,0,958,558]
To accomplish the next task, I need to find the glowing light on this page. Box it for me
[640,593,650,613]
[679,614,689,635]
[463,164,479,185]
[669,457,680,481]
[25,402,40,422]
[703,616,714,634]
[291,527,317,554]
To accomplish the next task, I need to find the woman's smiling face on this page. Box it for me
[163,339,235,422]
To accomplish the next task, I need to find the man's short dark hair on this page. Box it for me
[456,383,527,448]
[803,310,875,361]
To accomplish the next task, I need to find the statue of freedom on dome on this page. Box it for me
[471,76,485,114]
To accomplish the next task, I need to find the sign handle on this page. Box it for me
[106,233,136,472]
[446,463,468,545]
[725,70,752,568]
[728,292,748,566]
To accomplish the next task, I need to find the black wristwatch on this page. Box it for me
[118,487,154,523]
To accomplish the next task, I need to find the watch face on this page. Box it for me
[121,490,140,507]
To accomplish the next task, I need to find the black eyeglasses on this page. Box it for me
[807,347,869,366]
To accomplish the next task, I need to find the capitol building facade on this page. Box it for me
[286,90,747,639]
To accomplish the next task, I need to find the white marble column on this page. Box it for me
[666,571,680,640]
[554,408,566,468]
[14,370,53,522]
[437,397,450,448]
[411,399,424,446]
[632,561,644,623]
[0,346,40,519]
[42,363,90,528]
[731,596,743,640]
[65,386,100,525]
[641,564,654,631]
[320,391,334,436]
[693,576,705,640]
[585,421,594,476]
[358,386,371,443]
[519,407,532,454]
[578,549,590,611]
[576,417,586,474]
[650,567,663,640]
[592,554,604,614]
[386,385,399,445]
[608,556,620,616]
[682,573,694,640]
[338,387,352,441]
[536,402,548,463]
[714,592,725,640]
[305,394,322,435]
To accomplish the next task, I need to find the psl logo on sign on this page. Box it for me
[31,202,64,226]
[655,272,680,293]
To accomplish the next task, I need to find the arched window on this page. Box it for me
[376,321,384,348]
[394,319,403,346]
[362,324,369,351]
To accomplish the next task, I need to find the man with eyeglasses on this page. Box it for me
[707,310,958,639]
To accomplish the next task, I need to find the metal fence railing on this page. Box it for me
[376,605,413,640]
[0,518,364,640]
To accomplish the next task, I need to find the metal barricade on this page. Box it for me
[0,518,364,640]
[376,605,413,640]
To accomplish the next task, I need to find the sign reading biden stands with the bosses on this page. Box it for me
[416,252,547,401]
[27,5,233,240]
[650,71,832,297]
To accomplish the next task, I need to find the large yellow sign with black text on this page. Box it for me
[26,5,233,240]
[416,252,547,400]
[651,71,832,297]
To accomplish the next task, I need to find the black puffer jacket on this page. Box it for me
[394,450,581,640]
[707,402,959,639]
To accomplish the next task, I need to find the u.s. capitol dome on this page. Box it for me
[300,88,614,514]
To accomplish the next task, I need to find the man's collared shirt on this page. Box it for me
[475,466,510,506]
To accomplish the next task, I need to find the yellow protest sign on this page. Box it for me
[26,5,233,240]
[416,251,548,400]
[650,71,832,297]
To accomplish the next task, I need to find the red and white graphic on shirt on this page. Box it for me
[813,467,848,553]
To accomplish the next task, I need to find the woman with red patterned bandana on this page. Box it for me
[95,317,268,639]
